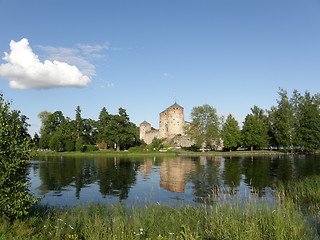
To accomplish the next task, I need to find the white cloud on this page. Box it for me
[162,72,173,78]
[37,45,96,77]
[98,82,115,88]
[77,42,110,55]
[0,38,91,89]
[36,41,117,77]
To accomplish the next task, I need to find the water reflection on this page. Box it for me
[29,154,320,206]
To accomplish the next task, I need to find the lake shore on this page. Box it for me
[1,199,318,240]
[36,149,313,158]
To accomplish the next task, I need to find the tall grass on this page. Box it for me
[0,200,318,240]
[276,175,320,211]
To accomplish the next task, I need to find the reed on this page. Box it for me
[276,175,320,211]
[0,199,318,240]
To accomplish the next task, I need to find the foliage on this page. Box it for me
[269,88,295,152]
[150,137,165,151]
[128,146,145,152]
[0,201,318,239]
[0,93,39,220]
[83,145,98,152]
[242,106,270,151]
[184,104,220,151]
[293,91,320,152]
[103,108,139,151]
[268,89,320,152]
[221,114,241,151]
[75,138,85,152]
[276,175,320,211]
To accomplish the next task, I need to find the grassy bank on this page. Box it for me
[1,200,318,240]
[36,149,285,158]
[36,150,179,158]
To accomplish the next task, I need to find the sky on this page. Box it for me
[0,0,320,136]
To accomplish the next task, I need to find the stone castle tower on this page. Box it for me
[140,103,193,147]
[159,103,185,138]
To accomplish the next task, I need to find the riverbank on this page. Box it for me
[35,149,298,158]
[3,171,320,239]
[1,199,318,240]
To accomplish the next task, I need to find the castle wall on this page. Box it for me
[170,135,195,147]
[142,130,159,145]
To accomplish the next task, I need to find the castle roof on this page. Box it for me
[161,102,183,113]
[168,102,183,109]
[140,120,151,125]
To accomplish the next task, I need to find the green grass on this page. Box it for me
[1,200,318,240]
[36,149,284,158]
[276,175,320,211]
[36,150,179,158]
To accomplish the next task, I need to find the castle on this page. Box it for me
[139,103,194,147]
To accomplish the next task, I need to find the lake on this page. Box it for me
[29,154,320,206]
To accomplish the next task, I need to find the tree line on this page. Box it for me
[186,89,320,153]
[36,106,140,151]
[27,88,320,153]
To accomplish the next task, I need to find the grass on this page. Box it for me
[36,150,179,158]
[36,149,284,158]
[0,200,318,240]
[276,175,320,211]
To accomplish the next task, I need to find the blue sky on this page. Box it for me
[0,0,320,135]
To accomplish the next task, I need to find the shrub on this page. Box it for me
[84,145,98,151]
[128,146,144,152]
[75,138,85,152]
[0,94,39,220]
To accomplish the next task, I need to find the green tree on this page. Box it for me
[0,94,38,220]
[185,104,220,151]
[151,137,165,151]
[269,89,295,152]
[221,114,241,151]
[49,131,64,151]
[96,107,110,143]
[107,108,138,151]
[242,106,270,151]
[75,106,84,139]
[76,137,86,152]
[32,132,40,148]
[294,91,320,152]
[242,114,261,151]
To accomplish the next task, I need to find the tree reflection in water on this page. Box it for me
[31,154,320,206]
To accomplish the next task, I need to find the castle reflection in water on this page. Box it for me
[29,154,320,206]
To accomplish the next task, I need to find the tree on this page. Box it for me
[242,106,270,151]
[75,106,84,139]
[294,91,320,152]
[32,132,40,148]
[185,104,220,151]
[269,89,295,152]
[151,137,165,151]
[0,94,38,220]
[241,114,261,151]
[96,107,110,143]
[221,114,241,151]
[106,108,138,151]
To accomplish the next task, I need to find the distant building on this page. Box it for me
[139,103,193,147]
